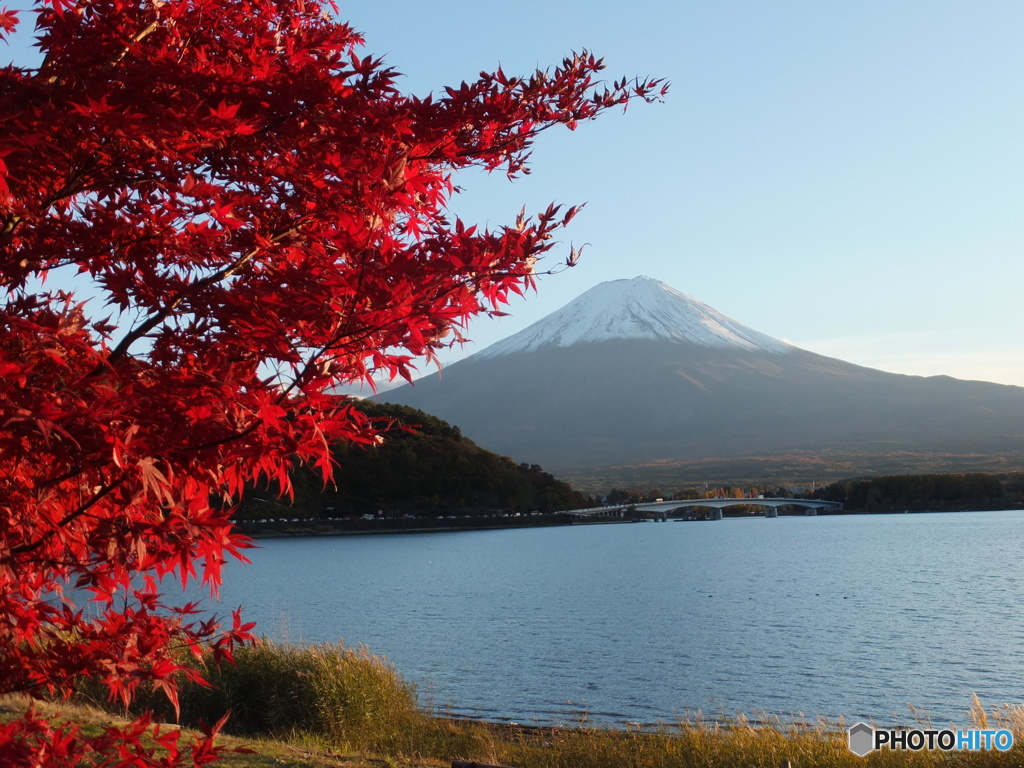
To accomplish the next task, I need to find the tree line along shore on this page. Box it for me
[233,402,1024,532]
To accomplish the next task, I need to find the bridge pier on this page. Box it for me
[710,509,723,521]
[805,508,817,516]
[766,507,778,518]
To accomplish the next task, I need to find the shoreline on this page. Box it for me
[234,512,578,538]
[233,506,1016,539]
[10,692,1024,768]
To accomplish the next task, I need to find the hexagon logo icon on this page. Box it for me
[848,722,874,757]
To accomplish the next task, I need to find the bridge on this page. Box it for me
[569,497,842,521]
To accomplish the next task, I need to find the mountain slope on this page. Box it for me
[380,277,1024,482]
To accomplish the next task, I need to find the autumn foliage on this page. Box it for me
[0,0,663,763]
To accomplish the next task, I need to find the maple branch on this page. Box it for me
[7,477,126,559]
[187,418,263,453]
[105,21,162,71]
[0,158,99,254]
[102,239,372,455]
[37,461,107,492]
[39,15,164,85]
[103,221,307,366]
[274,252,560,401]
[270,249,381,404]
[0,216,21,239]
[410,121,557,167]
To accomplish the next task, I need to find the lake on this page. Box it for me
[198,510,1024,728]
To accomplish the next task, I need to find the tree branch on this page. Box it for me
[7,477,126,559]
[103,220,307,367]
[39,17,164,85]
[105,21,162,71]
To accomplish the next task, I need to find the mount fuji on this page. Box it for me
[380,276,1024,484]
[474,277,791,357]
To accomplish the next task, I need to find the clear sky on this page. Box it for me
[5,2,1024,386]
[342,0,1024,388]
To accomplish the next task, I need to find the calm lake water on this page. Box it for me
[199,511,1024,727]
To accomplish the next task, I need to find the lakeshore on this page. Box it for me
[234,512,577,538]
[10,664,1024,768]
[232,504,1016,540]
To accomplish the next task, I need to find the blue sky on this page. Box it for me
[6,2,1024,385]
[342,0,1024,387]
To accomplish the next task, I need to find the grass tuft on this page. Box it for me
[178,640,420,753]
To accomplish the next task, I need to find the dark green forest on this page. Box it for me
[813,472,1024,512]
[585,473,1024,515]
[236,401,589,520]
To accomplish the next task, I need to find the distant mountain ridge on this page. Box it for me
[380,277,1024,485]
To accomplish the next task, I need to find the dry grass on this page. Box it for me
[482,705,1024,768]
[18,641,1024,767]
[0,694,445,768]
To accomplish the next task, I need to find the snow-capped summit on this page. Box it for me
[475,276,792,358]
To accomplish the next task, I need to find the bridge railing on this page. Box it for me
[566,498,842,517]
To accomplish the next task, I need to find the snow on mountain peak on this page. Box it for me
[475,276,792,358]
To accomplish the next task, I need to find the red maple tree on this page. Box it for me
[0,0,664,764]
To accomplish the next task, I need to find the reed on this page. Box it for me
[487,707,1024,768]
[181,640,424,753]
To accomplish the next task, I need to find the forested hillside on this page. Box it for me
[237,402,589,520]
[816,473,1024,511]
